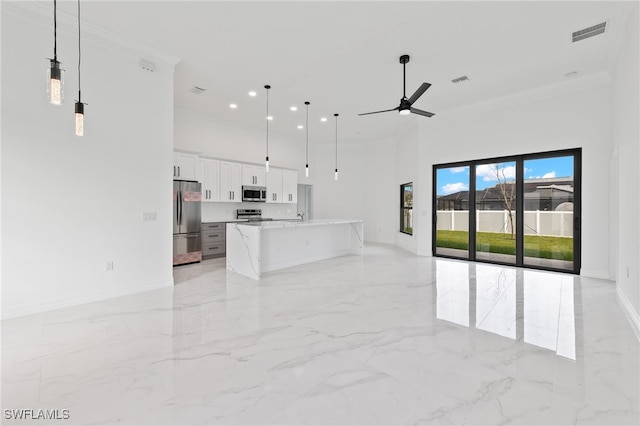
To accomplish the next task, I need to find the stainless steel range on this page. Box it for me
[236,209,271,221]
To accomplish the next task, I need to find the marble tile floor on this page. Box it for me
[2,244,638,425]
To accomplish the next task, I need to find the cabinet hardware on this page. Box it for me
[177,166,180,176]
[173,166,176,176]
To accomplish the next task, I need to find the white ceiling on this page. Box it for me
[54,1,630,144]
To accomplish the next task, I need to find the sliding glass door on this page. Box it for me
[522,155,577,271]
[475,160,517,265]
[434,166,470,258]
[433,149,581,274]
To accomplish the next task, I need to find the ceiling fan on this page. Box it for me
[359,54,435,118]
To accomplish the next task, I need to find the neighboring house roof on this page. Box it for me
[437,177,574,200]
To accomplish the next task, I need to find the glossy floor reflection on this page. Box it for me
[2,244,638,425]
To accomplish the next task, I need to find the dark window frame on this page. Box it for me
[400,182,413,235]
[432,148,581,275]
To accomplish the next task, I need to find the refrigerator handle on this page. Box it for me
[178,191,182,226]
[176,190,180,227]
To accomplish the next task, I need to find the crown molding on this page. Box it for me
[440,71,612,117]
[3,1,180,71]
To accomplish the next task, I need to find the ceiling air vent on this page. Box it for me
[572,22,607,43]
[451,75,470,84]
[189,86,206,95]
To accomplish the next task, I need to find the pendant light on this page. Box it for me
[47,0,64,105]
[334,113,339,181]
[74,0,86,136]
[264,84,271,172]
[305,101,310,177]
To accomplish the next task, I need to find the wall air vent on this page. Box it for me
[451,75,470,84]
[189,86,206,95]
[572,22,607,43]
[139,59,156,72]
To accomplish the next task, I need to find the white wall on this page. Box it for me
[1,4,176,319]
[415,80,613,278]
[611,2,640,333]
[395,121,420,253]
[313,142,365,224]
[363,138,397,244]
[175,108,307,172]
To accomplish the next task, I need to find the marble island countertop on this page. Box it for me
[202,218,301,224]
[226,219,364,279]
[236,219,361,228]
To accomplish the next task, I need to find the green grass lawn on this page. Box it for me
[436,230,573,261]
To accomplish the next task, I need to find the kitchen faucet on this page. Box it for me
[297,211,305,221]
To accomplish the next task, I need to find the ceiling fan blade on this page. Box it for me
[358,107,399,116]
[408,82,432,105]
[410,107,435,118]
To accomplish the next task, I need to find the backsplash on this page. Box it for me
[202,202,299,222]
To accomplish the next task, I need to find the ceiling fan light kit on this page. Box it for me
[359,54,435,118]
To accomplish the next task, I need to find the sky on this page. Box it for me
[436,156,574,195]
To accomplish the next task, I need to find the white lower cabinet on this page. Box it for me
[197,158,220,202]
[266,168,283,203]
[220,161,242,202]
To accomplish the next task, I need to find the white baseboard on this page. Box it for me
[580,269,611,280]
[617,287,640,341]
[1,278,173,320]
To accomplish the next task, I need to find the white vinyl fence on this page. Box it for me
[436,210,573,237]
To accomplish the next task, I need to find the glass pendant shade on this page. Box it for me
[305,165,309,178]
[265,157,269,172]
[335,169,338,181]
[47,59,64,105]
[75,102,84,136]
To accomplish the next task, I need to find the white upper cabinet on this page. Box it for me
[282,169,298,203]
[266,168,283,203]
[173,151,198,180]
[197,158,220,202]
[242,164,266,186]
[220,161,242,202]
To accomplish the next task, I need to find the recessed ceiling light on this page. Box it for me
[297,125,304,129]
[248,91,257,97]
[320,117,327,122]
[229,103,238,109]
[290,106,298,111]
[267,116,273,121]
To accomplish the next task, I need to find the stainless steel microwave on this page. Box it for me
[242,186,267,202]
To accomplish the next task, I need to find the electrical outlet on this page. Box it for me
[142,212,157,222]
[105,261,114,272]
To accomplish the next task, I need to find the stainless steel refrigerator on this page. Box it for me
[173,180,202,266]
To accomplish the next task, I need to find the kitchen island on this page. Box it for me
[226,219,363,279]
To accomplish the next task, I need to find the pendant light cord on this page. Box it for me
[305,101,309,165]
[334,113,338,170]
[265,85,269,158]
[53,0,57,60]
[77,0,81,102]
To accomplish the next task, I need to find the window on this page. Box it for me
[401,183,413,235]
[433,148,581,274]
